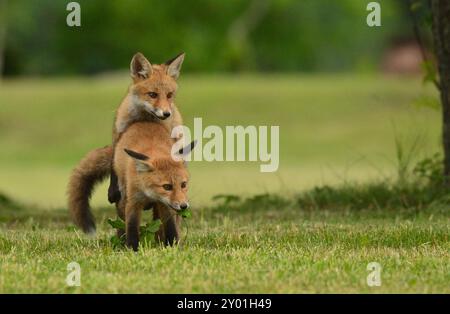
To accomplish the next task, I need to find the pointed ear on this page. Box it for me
[165,52,185,80]
[130,52,152,81]
[178,139,197,157]
[124,148,153,172]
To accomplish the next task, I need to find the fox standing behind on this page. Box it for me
[67,52,188,248]
[113,51,185,144]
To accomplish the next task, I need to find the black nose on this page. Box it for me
[163,111,171,118]
[180,203,188,210]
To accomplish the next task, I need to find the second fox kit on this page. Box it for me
[115,122,195,250]
[109,52,185,203]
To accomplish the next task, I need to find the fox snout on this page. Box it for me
[170,201,189,211]
[145,105,172,120]
[154,108,171,120]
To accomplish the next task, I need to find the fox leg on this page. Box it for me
[125,200,142,251]
[153,202,181,246]
[152,204,165,244]
[115,190,127,238]
[164,212,181,246]
[109,130,121,204]
[108,169,121,204]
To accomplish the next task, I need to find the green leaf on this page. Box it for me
[140,219,161,237]
[110,235,124,249]
[146,219,162,233]
[178,209,192,218]
[108,215,162,249]
[107,217,126,230]
[421,60,438,86]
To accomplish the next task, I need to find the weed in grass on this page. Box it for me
[212,193,290,213]
[393,130,424,185]
[106,209,192,249]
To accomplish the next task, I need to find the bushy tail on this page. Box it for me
[67,145,113,234]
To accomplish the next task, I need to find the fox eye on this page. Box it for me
[181,181,187,188]
[167,92,173,99]
[162,184,173,191]
[148,92,158,99]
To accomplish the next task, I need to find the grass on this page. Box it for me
[0,183,448,293]
[0,74,447,293]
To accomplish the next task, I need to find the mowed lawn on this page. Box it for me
[0,74,441,207]
[0,74,448,293]
[0,197,448,293]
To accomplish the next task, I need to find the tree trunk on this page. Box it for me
[431,0,450,180]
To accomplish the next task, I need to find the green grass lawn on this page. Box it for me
[0,74,447,293]
[0,190,448,293]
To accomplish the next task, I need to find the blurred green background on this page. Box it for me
[0,0,441,208]
[2,0,413,75]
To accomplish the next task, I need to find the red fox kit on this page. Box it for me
[109,52,185,203]
[113,52,185,142]
[68,121,195,250]
[115,122,195,250]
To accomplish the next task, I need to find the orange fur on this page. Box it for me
[113,52,185,145]
[114,122,191,250]
[67,52,188,239]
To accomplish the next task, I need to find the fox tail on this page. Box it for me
[67,146,113,234]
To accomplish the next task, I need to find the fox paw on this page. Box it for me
[108,189,121,204]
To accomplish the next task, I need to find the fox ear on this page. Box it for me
[124,148,154,172]
[165,52,185,80]
[130,52,152,81]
